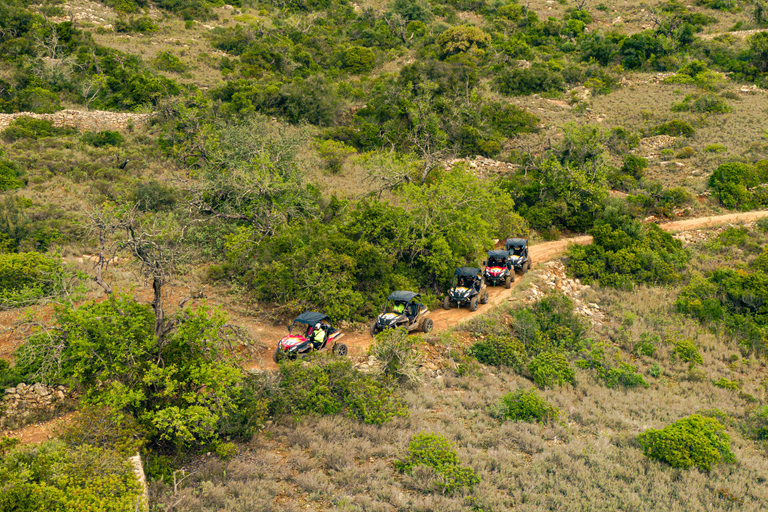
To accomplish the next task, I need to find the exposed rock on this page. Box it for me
[1,383,72,428]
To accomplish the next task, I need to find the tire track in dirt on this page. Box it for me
[252,210,768,371]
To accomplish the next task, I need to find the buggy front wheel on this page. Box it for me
[443,296,451,310]
[480,290,489,304]
[272,348,283,364]
[370,323,380,336]
[421,318,433,333]
[469,296,479,312]
[333,343,348,356]
[504,276,512,289]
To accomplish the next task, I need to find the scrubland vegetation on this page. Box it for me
[1,0,768,509]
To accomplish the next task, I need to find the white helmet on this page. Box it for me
[315,323,322,329]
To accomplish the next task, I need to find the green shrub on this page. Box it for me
[114,16,158,33]
[578,343,649,388]
[468,335,526,371]
[0,156,22,191]
[132,180,178,212]
[708,161,768,209]
[651,120,695,137]
[271,358,408,424]
[316,139,355,173]
[341,46,375,73]
[672,94,730,114]
[745,406,768,440]
[495,64,566,96]
[369,328,422,386]
[57,405,147,456]
[633,333,659,357]
[491,388,559,423]
[153,51,187,72]
[638,414,735,470]
[0,252,71,309]
[395,432,480,494]
[705,143,727,153]
[649,363,663,378]
[567,221,689,289]
[0,440,142,512]
[17,87,61,114]
[528,351,574,388]
[1,117,75,142]
[713,377,740,390]
[676,146,696,159]
[671,336,703,366]
[81,130,125,147]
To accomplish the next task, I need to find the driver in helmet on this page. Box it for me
[393,301,405,314]
[312,322,326,349]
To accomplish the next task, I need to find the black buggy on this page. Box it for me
[505,238,533,274]
[371,291,433,335]
[443,267,489,311]
[273,311,346,362]
[483,249,515,288]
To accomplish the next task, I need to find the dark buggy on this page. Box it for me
[505,238,533,274]
[443,267,489,311]
[273,311,346,363]
[371,291,433,335]
[483,249,515,288]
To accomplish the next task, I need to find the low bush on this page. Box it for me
[671,94,730,114]
[671,336,703,366]
[528,351,574,389]
[708,161,768,210]
[81,130,125,147]
[744,406,768,440]
[705,143,727,153]
[650,120,695,137]
[0,440,142,512]
[268,357,408,425]
[713,377,740,390]
[638,414,735,470]
[369,328,422,386]
[1,117,76,142]
[467,335,526,371]
[490,388,560,423]
[0,251,75,309]
[395,432,480,494]
[633,332,659,357]
[577,343,648,388]
[153,51,187,73]
[0,153,22,191]
[114,16,158,33]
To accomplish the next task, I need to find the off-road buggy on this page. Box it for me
[371,291,433,335]
[505,238,533,274]
[443,267,489,311]
[483,249,515,288]
[273,311,346,363]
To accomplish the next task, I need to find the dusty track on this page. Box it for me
[252,210,768,370]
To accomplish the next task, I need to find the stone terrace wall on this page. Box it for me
[1,382,71,428]
[0,109,153,132]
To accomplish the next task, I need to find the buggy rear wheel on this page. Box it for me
[504,275,512,289]
[480,290,489,304]
[443,296,451,310]
[272,348,283,364]
[370,323,380,336]
[522,260,529,274]
[333,343,348,356]
[469,296,479,312]
[421,318,433,333]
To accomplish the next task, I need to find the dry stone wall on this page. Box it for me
[0,109,153,133]
[2,382,71,428]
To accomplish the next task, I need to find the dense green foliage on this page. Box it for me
[638,414,735,470]
[491,388,560,423]
[0,251,77,309]
[0,440,142,512]
[577,342,649,388]
[676,265,768,354]
[395,432,480,494]
[469,293,584,388]
[12,295,244,449]
[708,161,768,209]
[568,221,689,289]
[262,357,409,425]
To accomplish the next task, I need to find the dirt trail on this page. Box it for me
[252,210,768,371]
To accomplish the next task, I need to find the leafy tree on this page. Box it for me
[436,25,491,58]
[13,295,244,449]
